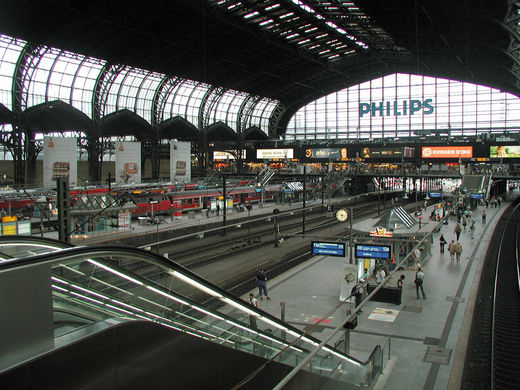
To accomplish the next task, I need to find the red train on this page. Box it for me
[128,184,281,217]
[0,181,311,219]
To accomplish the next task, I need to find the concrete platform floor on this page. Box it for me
[245,201,509,390]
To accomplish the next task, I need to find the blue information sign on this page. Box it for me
[355,244,392,260]
[254,188,264,192]
[311,241,345,257]
[470,193,483,199]
[429,192,442,198]
[283,189,293,194]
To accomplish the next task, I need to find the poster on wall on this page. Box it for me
[490,145,520,158]
[170,141,191,182]
[43,136,77,188]
[115,142,141,185]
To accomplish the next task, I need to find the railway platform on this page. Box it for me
[241,197,511,389]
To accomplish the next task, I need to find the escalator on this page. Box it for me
[0,237,383,389]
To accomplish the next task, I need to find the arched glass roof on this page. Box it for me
[0,32,277,137]
[285,73,520,140]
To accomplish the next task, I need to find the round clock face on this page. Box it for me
[335,208,349,222]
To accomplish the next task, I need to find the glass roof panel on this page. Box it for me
[285,73,520,140]
[185,83,211,126]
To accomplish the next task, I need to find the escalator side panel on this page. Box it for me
[0,321,351,390]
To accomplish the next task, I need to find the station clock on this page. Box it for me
[335,208,349,222]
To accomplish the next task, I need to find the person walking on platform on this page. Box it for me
[462,215,467,230]
[470,221,476,239]
[256,269,270,300]
[448,240,456,261]
[415,266,426,299]
[455,242,463,262]
[482,210,487,224]
[376,267,386,284]
[397,274,405,289]
[439,235,447,253]
[351,282,363,312]
[454,223,462,241]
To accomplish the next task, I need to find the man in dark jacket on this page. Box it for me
[256,269,271,300]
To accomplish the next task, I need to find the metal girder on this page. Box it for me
[92,63,124,120]
[198,86,226,129]
[10,42,46,185]
[150,75,181,127]
[142,139,160,180]
[84,134,102,183]
[267,102,285,138]
[236,95,262,134]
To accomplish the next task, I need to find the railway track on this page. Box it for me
[462,199,520,389]
[167,201,387,269]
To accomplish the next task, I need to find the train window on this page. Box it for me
[182,199,186,205]
[188,198,193,205]
[195,198,200,203]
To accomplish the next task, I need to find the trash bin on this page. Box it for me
[201,209,208,218]
[138,217,147,226]
[188,211,195,219]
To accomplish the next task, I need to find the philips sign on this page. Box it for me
[359,99,434,117]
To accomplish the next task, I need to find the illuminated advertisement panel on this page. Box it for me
[421,146,473,158]
[213,151,246,160]
[490,145,520,158]
[304,148,347,160]
[257,149,294,159]
[362,147,402,158]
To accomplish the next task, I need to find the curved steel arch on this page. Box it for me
[151,75,181,127]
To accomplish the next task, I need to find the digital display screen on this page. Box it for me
[305,148,347,160]
[312,241,345,257]
[355,244,392,260]
[490,145,520,158]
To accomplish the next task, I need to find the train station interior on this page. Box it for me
[1,1,520,389]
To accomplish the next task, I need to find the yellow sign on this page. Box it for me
[369,227,393,237]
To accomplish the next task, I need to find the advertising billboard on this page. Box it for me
[311,241,345,257]
[43,136,77,188]
[304,148,347,160]
[355,244,392,260]
[170,141,191,182]
[361,147,402,158]
[257,149,294,159]
[490,145,520,158]
[421,146,473,158]
[213,151,246,160]
[115,141,141,185]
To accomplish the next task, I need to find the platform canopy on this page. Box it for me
[157,116,201,141]
[21,100,94,132]
[0,104,13,125]
[98,109,153,139]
